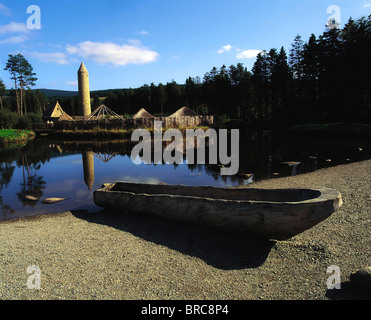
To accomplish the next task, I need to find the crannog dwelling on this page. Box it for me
[169,106,199,117]
[133,108,155,119]
[43,101,73,122]
[84,104,124,121]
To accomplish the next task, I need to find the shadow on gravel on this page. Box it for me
[325,281,371,300]
[72,209,275,270]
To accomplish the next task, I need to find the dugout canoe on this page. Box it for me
[93,182,343,240]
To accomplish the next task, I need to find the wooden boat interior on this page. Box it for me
[109,182,322,203]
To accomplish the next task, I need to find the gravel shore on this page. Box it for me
[1,160,370,300]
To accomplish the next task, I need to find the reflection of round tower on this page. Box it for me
[82,151,95,190]
[78,62,91,117]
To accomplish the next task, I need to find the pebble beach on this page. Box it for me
[0,159,370,300]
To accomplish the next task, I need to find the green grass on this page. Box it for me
[0,129,36,151]
[0,129,35,138]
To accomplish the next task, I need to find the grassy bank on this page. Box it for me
[288,123,371,138]
[0,129,36,151]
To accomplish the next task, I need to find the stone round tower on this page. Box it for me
[78,62,91,117]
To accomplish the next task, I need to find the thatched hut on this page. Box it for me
[58,112,74,121]
[169,106,199,117]
[133,108,155,119]
[84,105,124,121]
[43,101,73,122]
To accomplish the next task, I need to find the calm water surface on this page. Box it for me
[0,132,369,221]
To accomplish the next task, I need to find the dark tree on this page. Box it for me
[270,47,292,122]
[252,51,270,122]
[165,81,183,114]
[0,79,5,110]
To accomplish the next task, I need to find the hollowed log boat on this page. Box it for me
[93,182,342,240]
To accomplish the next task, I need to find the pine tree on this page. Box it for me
[4,54,37,116]
[252,51,269,122]
[270,47,292,123]
[289,35,304,80]
[302,34,320,121]
[228,63,252,120]
[165,81,183,114]
[317,28,342,121]
[185,77,197,110]
[214,65,233,116]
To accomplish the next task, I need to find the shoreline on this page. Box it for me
[0,129,35,151]
[35,125,212,140]
[0,159,370,300]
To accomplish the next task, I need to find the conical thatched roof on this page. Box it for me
[43,101,64,118]
[169,106,199,117]
[133,108,155,119]
[58,112,74,121]
[84,105,124,121]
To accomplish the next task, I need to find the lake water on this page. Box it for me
[0,132,369,221]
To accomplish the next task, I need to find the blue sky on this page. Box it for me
[0,0,370,91]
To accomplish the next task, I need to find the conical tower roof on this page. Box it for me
[78,62,88,73]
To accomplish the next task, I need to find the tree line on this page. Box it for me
[1,15,370,128]
[84,15,369,127]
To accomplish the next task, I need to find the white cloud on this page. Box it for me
[66,40,159,66]
[236,49,263,59]
[28,51,70,65]
[66,81,78,86]
[364,3,371,7]
[0,22,29,34]
[139,30,150,36]
[0,35,28,44]
[218,44,233,54]
[127,39,142,46]
[0,21,30,46]
[0,3,11,16]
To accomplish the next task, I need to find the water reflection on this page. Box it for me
[17,154,46,206]
[82,151,95,190]
[94,152,117,163]
[0,132,369,221]
[0,162,16,217]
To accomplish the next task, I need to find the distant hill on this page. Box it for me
[14,85,186,99]
[34,85,186,99]
[36,89,78,98]
[35,88,126,98]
